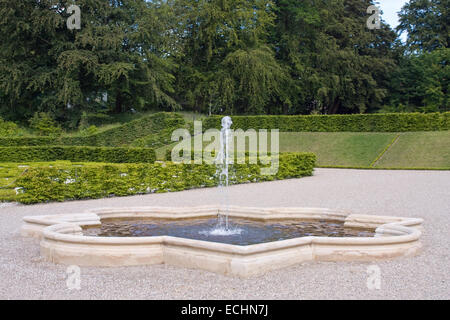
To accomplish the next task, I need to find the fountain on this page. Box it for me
[215,116,232,231]
[20,116,424,277]
[208,115,242,236]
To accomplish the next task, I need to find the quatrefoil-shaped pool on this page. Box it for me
[22,206,423,277]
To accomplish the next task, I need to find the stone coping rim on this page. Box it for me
[25,206,423,256]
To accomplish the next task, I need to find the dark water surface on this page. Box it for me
[83,217,375,245]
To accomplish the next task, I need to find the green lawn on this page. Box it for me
[156,131,450,168]
[278,132,397,167]
[279,131,450,168]
[156,132,396,166]
[374,131,450,168]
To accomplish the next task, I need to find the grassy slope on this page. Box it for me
[278,132,397,167]
[279,132,450,168]
[374,131,450,168]
[156,131,450,168]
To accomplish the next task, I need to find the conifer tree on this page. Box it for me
[270,0,398,114]
[0,0,177,125]
[397,0,449,53]
[172,0,289,114]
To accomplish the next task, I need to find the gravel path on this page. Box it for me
[1,168,449,300]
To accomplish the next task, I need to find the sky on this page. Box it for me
[377,0,408,28]
[377,0,409,41]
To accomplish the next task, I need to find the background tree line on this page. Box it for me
[0,0,448,128]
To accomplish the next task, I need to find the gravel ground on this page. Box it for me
[0,168,449,300]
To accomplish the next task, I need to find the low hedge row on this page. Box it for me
[0,112,185,147]
[0,146,156,163]
[203,112,450,132]
[14,152,316,203]
[164,149,274,161]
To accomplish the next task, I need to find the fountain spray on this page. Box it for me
[215,116,233,230]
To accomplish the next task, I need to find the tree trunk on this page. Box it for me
[328,98,340,114]
[115,91,122,114]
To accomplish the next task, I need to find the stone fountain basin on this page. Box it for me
[21,206,423,277]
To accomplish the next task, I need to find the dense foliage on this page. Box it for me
[0,0,448,125]
[0,0,178,126]
[397,0,448,53]
[28,112,63,136]
[386,48,449,112]
[0,146,156,163]
[0,117,21,136]
[14,152,316,203]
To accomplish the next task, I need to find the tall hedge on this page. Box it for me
[15,153,316,203]
[0,112,185,147]
[0,136,55,147]
[131,122,193,149]
[62,112,185,147]
[0,146,156,163]
[203,112,450,132]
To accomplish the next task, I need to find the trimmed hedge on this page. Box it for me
[165,149,273,161]
[0,112,185,147]
[0,136,54,147]
[61,112,185,147]
[0,146,156,163]
[14,152,316,203]
[131,122,194,149]
[203,112,450,132]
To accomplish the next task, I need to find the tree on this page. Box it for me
[172,0,290,114]
[387,48,449,112]
[397,0,449,53]
[0,0,435,120]
[270,0,399,114]
[385,0,449,112]
[0,0,178,126]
